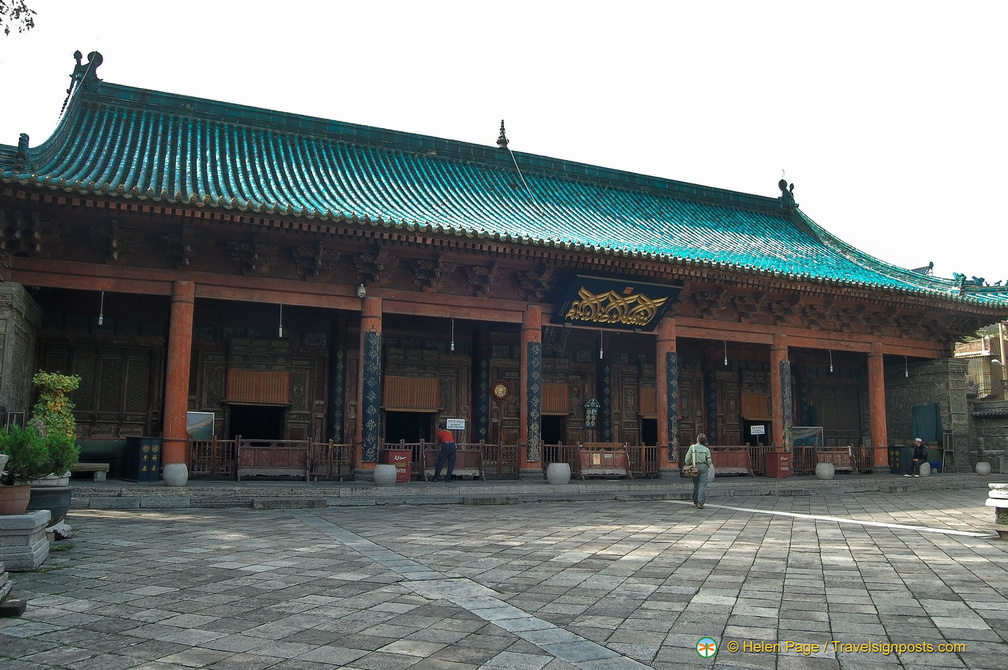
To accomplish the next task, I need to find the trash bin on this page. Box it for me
[765,451,792,478]
[124,436,162,482]
[380,449,412,482]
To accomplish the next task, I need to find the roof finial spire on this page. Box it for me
[496,120,509,149]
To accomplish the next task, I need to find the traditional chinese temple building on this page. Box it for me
[3,52,1007,484]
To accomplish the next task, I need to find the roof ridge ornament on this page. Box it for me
[496,120,509,149]
[60,50,103,118]
[778,175,798,208]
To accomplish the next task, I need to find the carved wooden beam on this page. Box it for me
[293,241,340,280]
[227,238,278,275]
[514,265,554,301]
[88,218,143,264]
[465,263,500,296]
[354,247,399,285]
[412,256,456,293]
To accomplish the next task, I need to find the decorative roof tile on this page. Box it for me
[2,76,1006,308]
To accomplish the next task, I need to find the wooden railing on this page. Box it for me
[189,437,353,480]
[675,443,876,477]
[380,440,521,480]
[542,443,659,479]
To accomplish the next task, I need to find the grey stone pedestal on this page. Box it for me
[0,510,51,571]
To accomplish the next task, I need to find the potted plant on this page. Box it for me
[0,424,52,514]
[23,372,81,526]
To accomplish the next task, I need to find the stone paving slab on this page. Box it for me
[2,486,1007,668]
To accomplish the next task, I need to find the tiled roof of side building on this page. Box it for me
[2,76,1006,308]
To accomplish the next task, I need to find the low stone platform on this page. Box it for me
[68,472,998,512]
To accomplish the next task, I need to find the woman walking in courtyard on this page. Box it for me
[684,433,713,508]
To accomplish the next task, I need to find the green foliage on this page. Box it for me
[31,371,80,442]
[0,424,50,485]
[0,1,36,36]
[44,433,80,478]
[0,371,83,483]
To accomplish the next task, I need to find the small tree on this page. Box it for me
[31,371,81,476]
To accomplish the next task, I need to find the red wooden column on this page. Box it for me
[770,334,788,449]
[655,316,677,472]
[519,305,542,478]
[162,280,195,487]
[868,342,889,466]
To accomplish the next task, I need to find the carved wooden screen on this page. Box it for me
[225,369,291,405]
[383,376,439,411]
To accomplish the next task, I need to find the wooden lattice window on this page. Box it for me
[741,392,771,420]
[639,387,657,418]
[383,376,439,411]
[542,383,569,415]
[225,369,291,405]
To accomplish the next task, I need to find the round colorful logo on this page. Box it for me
[696,637,718,658]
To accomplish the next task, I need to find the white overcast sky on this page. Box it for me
[2,1,1005,283]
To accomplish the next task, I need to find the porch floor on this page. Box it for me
[67,471,997,510]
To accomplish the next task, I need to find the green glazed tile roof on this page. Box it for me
[3,78,1008,308]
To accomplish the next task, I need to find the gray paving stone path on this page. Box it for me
[1,487,1006,669]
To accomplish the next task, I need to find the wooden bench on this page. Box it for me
[422,448,485,481]
[709,446,755,477]
[575,443,632,480]
[72,462,110,481]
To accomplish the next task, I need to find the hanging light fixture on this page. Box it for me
[278,304,284,338]
[599,331,604,359]
[905,355,909,378]
[97,290,105,326]
[829,349,834,373]
[450,318,455,352]
[723,340,728,367]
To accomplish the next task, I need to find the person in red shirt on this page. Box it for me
[433,426,457,482]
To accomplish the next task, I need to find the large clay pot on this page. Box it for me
[0,484,32,515]
[815,462,835,480]
[546,462,571,485]
[26,485,73,527]
[373,463,398,487]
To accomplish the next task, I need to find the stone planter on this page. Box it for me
[0,485,31,515]
[373,463,398,487]
[814,462,835,480]
[986,482,1008,540]
[546,462,571,485]
[29,472,71,487]
[26,485,73,527]
[977,462,992,476]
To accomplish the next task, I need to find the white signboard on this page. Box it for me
[750,424,766,436]
[446,418,466,431]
